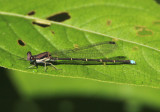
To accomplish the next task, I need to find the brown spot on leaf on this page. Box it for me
[153,20,160,25]
[18,39,25,46]
[136,27,153,37]
[107,20,112,26]
[27,11,35,16]
[46,12,70,22]
[135,26,146,30]
[74,44,79,49]
[132,46,138,51]
[51,31,55,34]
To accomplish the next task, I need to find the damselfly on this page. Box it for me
[26,41,136,71]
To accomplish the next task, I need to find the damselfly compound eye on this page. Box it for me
[27,51,32,61]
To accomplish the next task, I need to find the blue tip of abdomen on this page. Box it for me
[130,60,136,64]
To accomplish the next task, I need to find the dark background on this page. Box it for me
[0,67,159,112]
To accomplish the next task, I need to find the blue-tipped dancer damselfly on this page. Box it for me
[26,41,136,71]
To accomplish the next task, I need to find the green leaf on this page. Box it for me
[0,0,160,88]
[0,0,160,110]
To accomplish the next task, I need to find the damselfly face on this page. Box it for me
[27,51,35,61]
[27,51,37,64]
[27,51,32,61]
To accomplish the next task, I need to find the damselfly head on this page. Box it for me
[27,51,32,61]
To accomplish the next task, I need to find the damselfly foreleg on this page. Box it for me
[27,61,38,69]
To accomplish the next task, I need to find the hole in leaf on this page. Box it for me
[18,40,25,46]
[32,20,51,28]
[153,20,160,25]
[155,0,160,4]
[47,12,70,22]
[136,28,153,37]
[27,11,35,16]
[106,20,112,26]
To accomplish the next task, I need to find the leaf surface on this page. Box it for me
[0,0,160,109]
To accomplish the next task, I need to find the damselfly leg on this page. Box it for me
[46,62,60,70]
[42,61,59,71]
[27,61,38,69]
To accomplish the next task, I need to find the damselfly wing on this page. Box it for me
[51,41,117,59]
